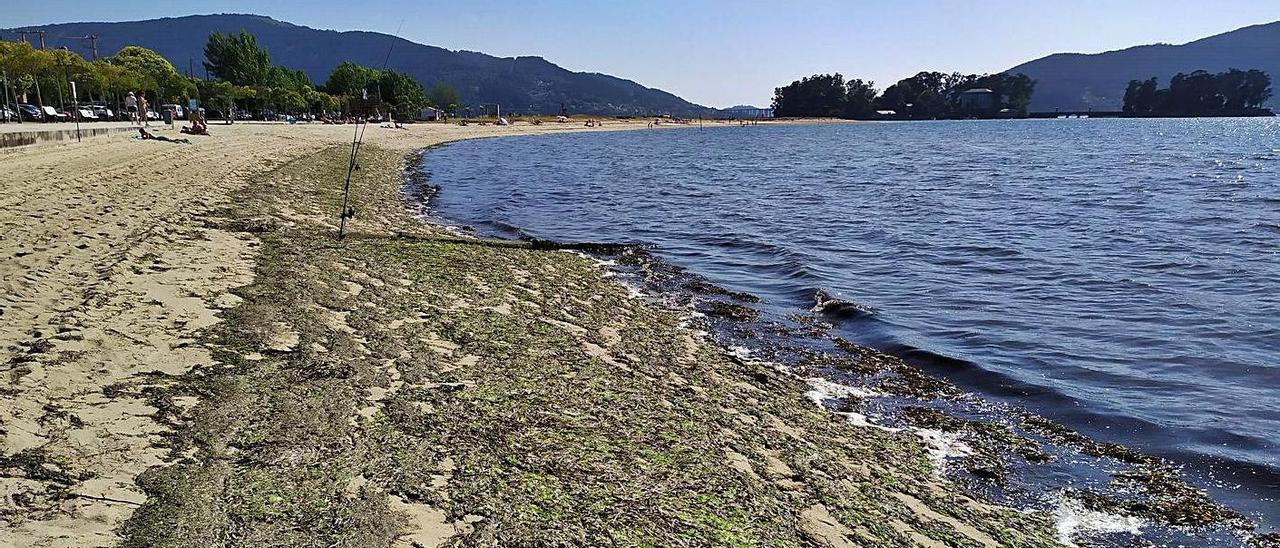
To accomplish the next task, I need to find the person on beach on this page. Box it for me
[125,92,138,124]
[181,108,208,136]
[137,94,150,127]
[136,127,190,144]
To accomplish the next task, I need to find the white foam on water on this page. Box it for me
[441,224,470,237]
[914,428,974,476]
[722,345,795,377]
[801,377,897,431]
[803,377,877,402]
[727,345,754,361]
[1052,496,1144,547]
[835,410,879,428]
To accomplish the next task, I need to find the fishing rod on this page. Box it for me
[338,19,404,240]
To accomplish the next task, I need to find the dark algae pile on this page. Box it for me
[113,142,1072,546]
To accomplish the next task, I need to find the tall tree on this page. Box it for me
[268,65,311,92]
[1122,78,1159,114]
[0,41,51,107]
[195,79,255,122]
[427,82,461,110]
[203,31,273,87]
[879,72,952,118]
[878,80,916,114]
[376,69,426,119]
[323,61,381,98]
[1242,69,1272,108]
[991,73,1036,112]
[843,78,877,119]
[110,46,193,102]
[1167,70,1222,113]
[1218,69,1249,111]
[771,73,847,117]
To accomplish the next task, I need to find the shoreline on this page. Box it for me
[408,134,1279,547]
[0,121,1250,546]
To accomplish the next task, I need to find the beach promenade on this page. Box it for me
[0,121,1061,547]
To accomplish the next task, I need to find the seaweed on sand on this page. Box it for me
[119,143,1064,547]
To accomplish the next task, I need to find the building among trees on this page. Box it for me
[957,88,997,116]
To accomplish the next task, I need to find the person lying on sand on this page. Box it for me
[136,127,191,144]
[181,109,209,136]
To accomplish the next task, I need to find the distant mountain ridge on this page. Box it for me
[2,14,708,116]
[1008,21,1280,112]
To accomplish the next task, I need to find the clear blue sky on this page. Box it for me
[6,0,1280,107]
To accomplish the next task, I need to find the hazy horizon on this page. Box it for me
[5,0,1280,108]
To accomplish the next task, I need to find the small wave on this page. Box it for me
[810,289,876,320]
[941,244,1024,258]
[489,219,530,238]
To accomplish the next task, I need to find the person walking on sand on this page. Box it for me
[137,93,150,127]
[125,91,139,125]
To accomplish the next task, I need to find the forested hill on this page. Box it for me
[3,14,707,116]
[1008,21,1280,112]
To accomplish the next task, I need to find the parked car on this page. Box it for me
[146,109,159,120]
[13,103,42,121]
[159,104,184,119]
[89,105,112,120]
[107,105,130,121]
[41,105,70,122]
[74,107,97,121]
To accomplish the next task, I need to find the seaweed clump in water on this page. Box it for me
[682,278,762,303]
[701,301,761,322]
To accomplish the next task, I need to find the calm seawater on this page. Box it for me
[419,119,1280,529]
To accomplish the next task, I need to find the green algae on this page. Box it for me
[118,143,1065,547]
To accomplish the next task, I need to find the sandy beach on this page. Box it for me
[0,120,1062,547]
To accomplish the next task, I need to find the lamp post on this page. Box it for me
[71,81,80,142]
[61,49,80,141]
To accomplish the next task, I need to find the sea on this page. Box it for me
[413,118,1280,545]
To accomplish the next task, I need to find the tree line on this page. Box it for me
[1,31,463,121]
[771,71,1035,119]
[1123,69,1272,116]
[1,40,194,118]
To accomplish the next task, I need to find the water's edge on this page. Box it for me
[402,133,1277,547]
